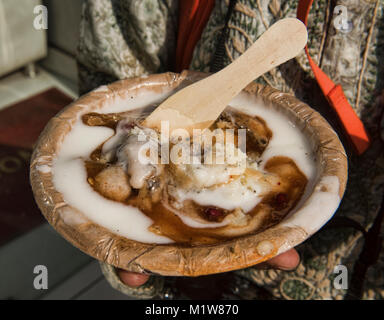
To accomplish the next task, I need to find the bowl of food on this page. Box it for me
[30,71,348,276]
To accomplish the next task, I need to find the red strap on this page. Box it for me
[297,0,370,155]
[175,0,215,72]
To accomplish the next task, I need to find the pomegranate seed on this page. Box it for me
[204,207,224,222]
[275,193,288,208]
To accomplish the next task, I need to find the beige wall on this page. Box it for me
[0,0,47,77]
[40,0,83,90]
[44,0,82,56]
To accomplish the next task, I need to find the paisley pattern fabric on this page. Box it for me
[78,0,384,300]
[77,0,179,94]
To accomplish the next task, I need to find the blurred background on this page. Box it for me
[0,0,134,300]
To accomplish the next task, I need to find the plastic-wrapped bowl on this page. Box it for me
[30,71,348,276]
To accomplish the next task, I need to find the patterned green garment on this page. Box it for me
[77,0,384,300]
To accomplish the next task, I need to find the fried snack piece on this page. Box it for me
[94,165,132,202]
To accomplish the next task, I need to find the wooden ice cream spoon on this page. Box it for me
[142,18,308,134]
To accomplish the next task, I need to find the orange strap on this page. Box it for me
[175,0,215,72]
[297,0,370,155]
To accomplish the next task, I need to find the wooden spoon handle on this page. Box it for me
[144,18,308,133]
[214,18,308,94]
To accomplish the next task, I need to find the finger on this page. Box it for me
[256,248,300,271]
[117,269,150,287]
[266,248,300,270]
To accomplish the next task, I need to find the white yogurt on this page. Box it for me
[117,126,160,189]
[173,177,263,212]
